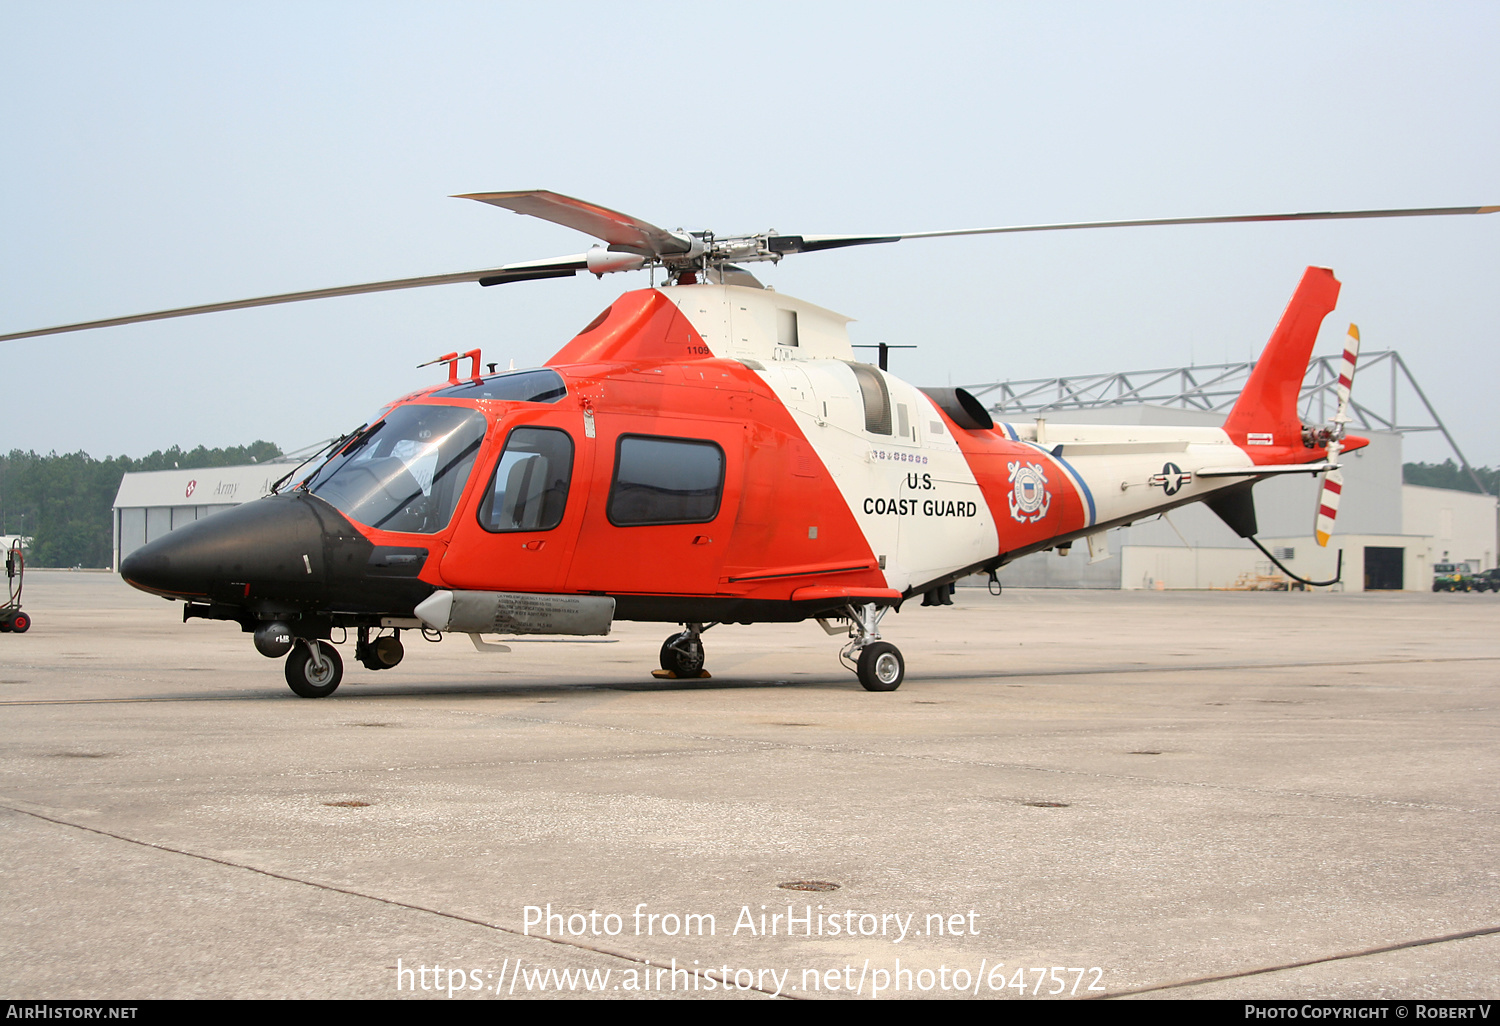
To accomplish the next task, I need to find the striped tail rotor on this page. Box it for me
[1314,324,1360,547]
[1314,469,1344,547]
[1332,323,1359,420]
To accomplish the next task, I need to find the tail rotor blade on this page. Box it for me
[1314,323,1360,547]
[1314,467,1344,547]
[1334,323,1361,424]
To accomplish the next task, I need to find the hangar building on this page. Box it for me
[111,462,293,572]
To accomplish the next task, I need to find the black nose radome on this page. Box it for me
[121,492,351,600]
[121,492,434,616]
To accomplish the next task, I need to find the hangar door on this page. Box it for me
[1363,547,1404,591]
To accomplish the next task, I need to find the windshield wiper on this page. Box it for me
[272,421,384,494]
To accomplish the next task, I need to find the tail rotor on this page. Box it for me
[1313,324,1361,547]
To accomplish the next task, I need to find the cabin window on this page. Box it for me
[848,362,892,435]
[478,427,575,533]
[307,405,486,535]
[608,435,725,526]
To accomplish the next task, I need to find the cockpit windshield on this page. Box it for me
[306,405,487,534]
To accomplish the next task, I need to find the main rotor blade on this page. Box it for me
[811,204,1499,248]
[0,255,589,343]
[457,190,694,257]
[7,197,1493,344]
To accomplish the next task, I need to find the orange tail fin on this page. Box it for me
[1222,267,1341,451]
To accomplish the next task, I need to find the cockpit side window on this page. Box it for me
[478,427,575,533]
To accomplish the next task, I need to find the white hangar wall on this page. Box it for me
[1402,485,1498,573]
[111,465,283,571]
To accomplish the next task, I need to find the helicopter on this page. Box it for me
[2,192,1494,696]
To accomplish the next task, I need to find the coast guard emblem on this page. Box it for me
[1007,461,1051,523]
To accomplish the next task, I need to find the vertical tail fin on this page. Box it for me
[1222,267,1341,451]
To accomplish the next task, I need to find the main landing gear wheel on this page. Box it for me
[659,631,705,677]
[285,640,343,698]
[857,641,905,692]
[833,602,903,692]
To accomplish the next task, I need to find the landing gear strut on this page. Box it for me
[658,623,712,678]
[285,639,343,698]
[824,602,905,691]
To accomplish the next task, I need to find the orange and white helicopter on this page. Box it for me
[4,193,1494,695]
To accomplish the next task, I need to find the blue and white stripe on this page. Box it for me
[1022,441,1097,528]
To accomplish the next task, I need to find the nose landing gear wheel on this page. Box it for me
[857,642,904,692]
[285,640,343,698]
[659,632,705,678]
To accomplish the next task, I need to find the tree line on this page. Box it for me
[0,448,1492,568]
[1,443,281,567]
[1400,458,1499,496]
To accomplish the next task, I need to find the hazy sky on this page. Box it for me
[2,2,1496,465]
